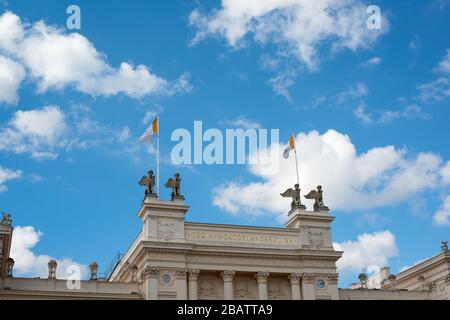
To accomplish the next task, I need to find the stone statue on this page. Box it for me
[304,185,327,212]
[1,212,12,225]
[165,173,184,200]
[138,170,156,196]
[48,259,57,279]
[442,241,448,252]
[280,184,301,210]
[89,262,98,280]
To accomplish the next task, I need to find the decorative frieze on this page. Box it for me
[186,230,298,246]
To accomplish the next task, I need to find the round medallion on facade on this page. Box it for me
[161,273,172,285]
[316,279,326,289]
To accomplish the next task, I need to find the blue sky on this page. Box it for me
[1,0,450,286]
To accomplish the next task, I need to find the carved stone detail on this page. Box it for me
[188,269,200,281]
[327,273,339,285]
[308,230,325,249]
[174,268,188,280]
[288,273,302,285]
[157,220,175,241]
[139,266,160,281]
[256,271,270,283]
[222,270,236,281]
[302,273,316,284]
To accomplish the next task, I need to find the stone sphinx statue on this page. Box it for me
[1,212,12,225]
[165,173,184,200]
[138,170,156,197]
[280,184,302,210]
[304,185,327,212]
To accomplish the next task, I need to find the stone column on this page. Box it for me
[302,273,316,300]
[140,266,159,300]
[175,268,188,300]
[188,269,200,300]
[289,273,302,300]
[256,272,269,300]
[327,273,339,300]
[222,270,235,300]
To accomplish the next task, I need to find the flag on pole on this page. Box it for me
[283,134,296,159]
[139,117,158,143]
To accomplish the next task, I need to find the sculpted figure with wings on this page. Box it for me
[280,184,301,210]
[165,173,183,200]
[138,170,156,196]
[304,185,326,212]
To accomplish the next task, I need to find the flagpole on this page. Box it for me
[157,115,160,198]
[292,132,300,187]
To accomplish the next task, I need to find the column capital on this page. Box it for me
[256,272,270,283]
[175,268,188,280]
[327,273,339,285]
[222,270,236,281]
[188,269,200,281]
[289,273,302,285]
[302,273,316,284]
[139,266,160,281]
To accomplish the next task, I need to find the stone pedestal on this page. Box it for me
[285,206,335,250]
[138,195,189,243]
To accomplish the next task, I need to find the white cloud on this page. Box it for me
[418,77,450,102]
[360,56,382,68]
[212,130,445,218]
[0,106,67,160]
[0,11,190,100]
[0,165,22,192]
[336,82,368,104]
[10,226,88,279]
[0,104,147,161]
[417,49,450,102]
[268,71,296,101]
[441,161,450,185]
[433,196,450,226]
[435,49,450,74]
[353,104,373,124]
[333,230,398,273]
[189,0,388,69]
[221,116,261,129]
[0,11,23,52]
[378,105,430,124]
[0,55,25,105]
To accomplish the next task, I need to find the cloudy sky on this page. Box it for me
[1,0,450,286]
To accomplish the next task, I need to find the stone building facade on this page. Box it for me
[0,193,449,300]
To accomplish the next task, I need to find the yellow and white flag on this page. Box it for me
[139,117,158,143]
[283,134,296,159]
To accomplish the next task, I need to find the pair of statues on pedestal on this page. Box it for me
[281,184,327,212]
[138,170,184,200]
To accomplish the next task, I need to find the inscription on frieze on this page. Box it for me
[186,231,299,245]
